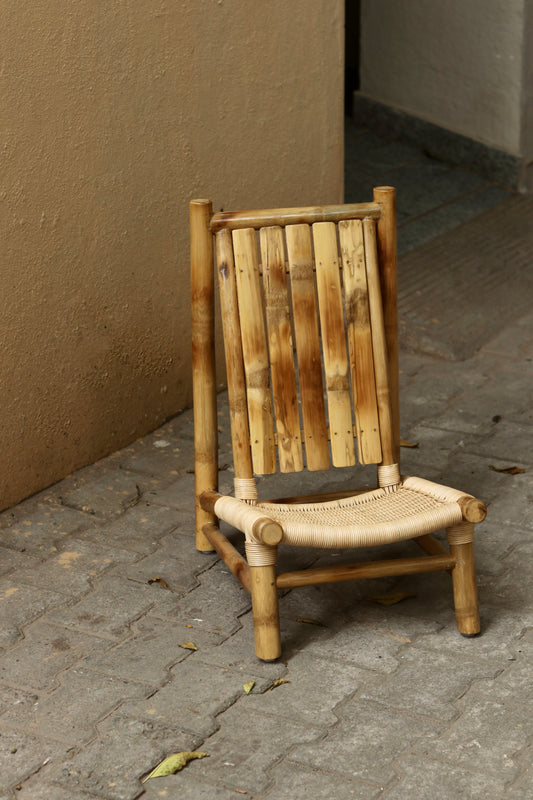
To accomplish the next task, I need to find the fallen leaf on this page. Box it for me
[296,617,326,626]
[268,679,291,691]
[234,790,248,795]
[142,751,209,782]
[243,681,255,695]
[148,576,169,590]
[179,641,198,651]
[400,439,419,448]
[489,465,526,475]
[371,592,416,606]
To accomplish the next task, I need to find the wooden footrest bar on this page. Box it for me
[202,523,251,593]
[276,553,456,589]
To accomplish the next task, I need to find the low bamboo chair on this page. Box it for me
[190,188,486,661]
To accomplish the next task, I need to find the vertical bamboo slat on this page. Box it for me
[190,199,218,551]
[339,219,382,465]
[363,217,396,466]
[215,230,254,482]
[260,226,303,473]
[286,224,330,471]
[233,228,276,475]
[312,222,355,467]
[374,186,400,463]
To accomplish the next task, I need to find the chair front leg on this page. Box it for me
[447,522,480,636]
[247,543,281,661]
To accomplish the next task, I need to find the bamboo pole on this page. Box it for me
[251,565,281,661]
[202,523,251,593]
[373,187,399,463]
[363,218,396,466]
[449,541,481,635]
[211,202,381,232]
[276,553,456,589]
[190,199,218,552]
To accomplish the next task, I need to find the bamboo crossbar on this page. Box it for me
[276,553,457,589]
[210,202,382,232]
[202,523,251,593]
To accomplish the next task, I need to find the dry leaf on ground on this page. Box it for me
[243,681,255,695]
[179,641,198,651]
[142,751,209,782]
[489,465,526,475]
[371,592,416,606]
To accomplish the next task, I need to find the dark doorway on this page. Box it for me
[345,0,360,115]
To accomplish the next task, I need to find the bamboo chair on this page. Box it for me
[190,188,486,661]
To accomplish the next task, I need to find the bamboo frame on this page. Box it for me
[374,187,400,463]
[190,200,218,552]
[190,190,486,660]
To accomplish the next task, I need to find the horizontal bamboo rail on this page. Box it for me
[276,553,456,589]
[415,533,450,557]
[210,203,382,232]
[202,523,251,593]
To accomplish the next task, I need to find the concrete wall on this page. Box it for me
[1,0,344,511]
[359,0,526,155]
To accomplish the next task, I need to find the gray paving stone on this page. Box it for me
[141,775,239,799]
[505,746,533,800]
[0,581,66,647]
[0,501,92,555]
[243,649,378,727]
[195,612,289,680]
[290,701,444,784]
[46,576,156,640]
[42,466,165,520]
[359,647,500,720]
[50,712,198,800]
[0,546,39,577]
[13,538,135,597]
[468,419,533,464]
[16,779,104,800]
[112,531,217,595]
[412,608,526,662]
[0,620,109,692]
[150,565,251,637]
[283,599,440,674]
[384,754,507,800]
[0,728,71,795]
[74,501,180,555]
[183,704,321,794]
[106,430,189,479]
[262,760,383,800]
[79,615,223,686]
[2,668,148,745]
[420,691,533,780]
[120,657,270,738]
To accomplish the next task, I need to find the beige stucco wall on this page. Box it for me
[360,0,526,154]
[1,0,344,511]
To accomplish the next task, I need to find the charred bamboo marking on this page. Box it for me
[260,226,303,473]
[312,222,355,468]
[339,219,382,465]
[286,224,330,471]
[232,228,276,474]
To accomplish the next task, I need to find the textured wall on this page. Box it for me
[360,0,526,154]
[1,0,344,510]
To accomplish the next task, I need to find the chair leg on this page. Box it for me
[250,564,281,661]
[447,523,480,636]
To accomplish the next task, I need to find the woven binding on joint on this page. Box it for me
[447,523,475,545]
[378,463,400,492]
[234,477,258,503]
[245,542,277,567]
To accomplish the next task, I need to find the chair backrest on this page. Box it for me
[191,190,399,496]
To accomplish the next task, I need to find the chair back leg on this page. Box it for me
[447,522,480,636]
